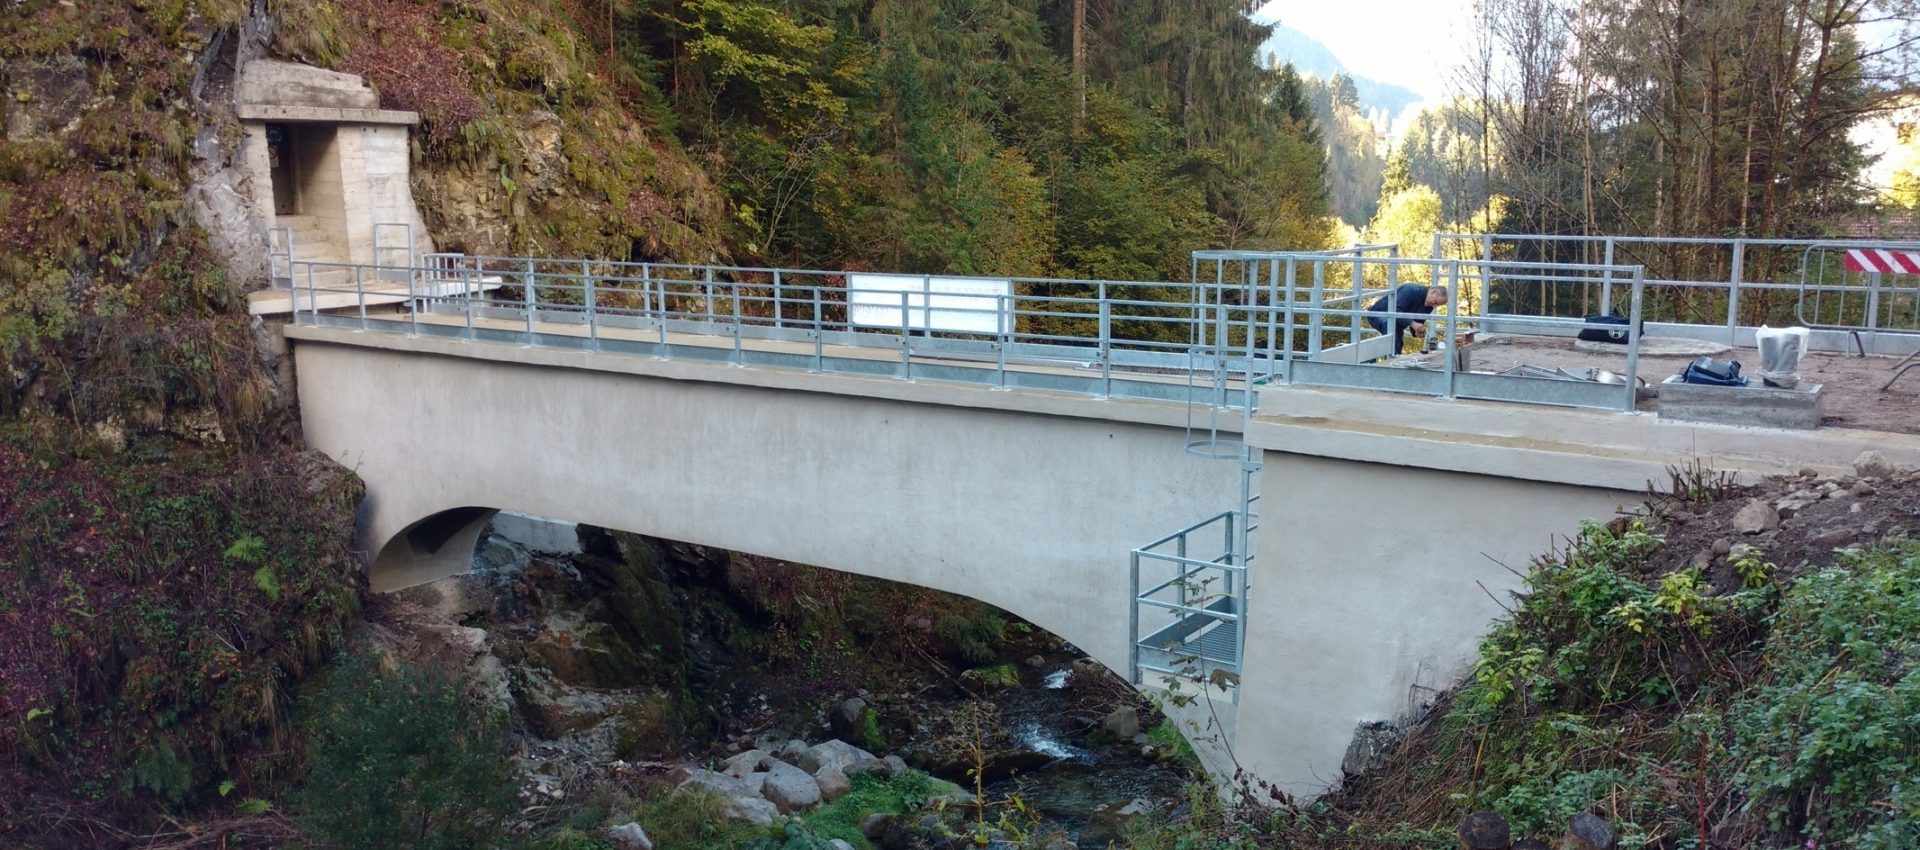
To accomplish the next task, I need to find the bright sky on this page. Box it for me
[1252,0,1477,102]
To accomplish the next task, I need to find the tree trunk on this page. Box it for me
[1560,812,1617,850]
[1071,0,1086,132]
[1459,810,1512,850]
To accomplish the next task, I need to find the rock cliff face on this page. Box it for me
[264,0,729,263]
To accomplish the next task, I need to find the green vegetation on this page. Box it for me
[0,439,361,836]
[1147,719,1201,770]
[626,788,771,849]
[293,655,522,850]
[1264,524,1920,849]
[268,0,1332,276]
[800,770,946,848]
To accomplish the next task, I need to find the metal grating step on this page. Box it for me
[1135,615,1240,688]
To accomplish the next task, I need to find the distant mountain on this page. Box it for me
[1260,23,1423,121]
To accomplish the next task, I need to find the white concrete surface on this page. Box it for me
[491,512,582,555]
[289,327,1245,678]
[235,60,433,279]
[1235,383,1920,797]
[287,326,1919,798]
[236,60,379,110]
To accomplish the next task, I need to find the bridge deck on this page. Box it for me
[1466,336,1917,435]
[318,303,1264,410]
[319,302,1917,435]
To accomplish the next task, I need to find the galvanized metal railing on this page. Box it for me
[1130,507,1253,696]
[287,255,1292,407]
[283,250,1662,413]
[1436,233,1920,356]
[268,227,294,287]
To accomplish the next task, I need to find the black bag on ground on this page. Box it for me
[1681,356,1747,387]
[1576,314,1642,344]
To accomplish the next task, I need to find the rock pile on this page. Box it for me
[661,738,935,827]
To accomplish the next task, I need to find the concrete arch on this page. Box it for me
[297,335,1245,679]
[367,497,1154,689]
[372,506,499,592]
[379,505,1153,691]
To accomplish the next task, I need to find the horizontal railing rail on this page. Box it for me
[1130,508,1247,694]
[1435,233,1920,353]
[283,249,1666,412]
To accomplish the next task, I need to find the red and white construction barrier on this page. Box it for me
[1842,248,1920,274]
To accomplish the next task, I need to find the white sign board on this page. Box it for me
[848,274,1012,334]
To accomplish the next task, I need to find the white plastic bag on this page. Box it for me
[1755,325,1809,388]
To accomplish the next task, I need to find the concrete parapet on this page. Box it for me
[236,60,379,110]
[1658,378,1823,430]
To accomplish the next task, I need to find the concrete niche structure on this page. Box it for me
[234,60,434,311]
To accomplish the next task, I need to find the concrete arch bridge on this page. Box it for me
[284,244,1920,797]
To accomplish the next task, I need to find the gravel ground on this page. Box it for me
[1449,335,1920,435]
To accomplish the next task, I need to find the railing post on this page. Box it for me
[583,259,598,352]
[1444,261,1460,399]
[1175,532,1188,610]
[1625,268,1646,412]
[641,262,654,326]
[1098,281,1112,397]
[1264,258,1280,377]
[407,259,418,337]
[464,264,476,339]
[1309,262,1326,355]
[523,258,536,341]
[811,284,823,373]
[1480,234,1493,314]
[773,269,785,330]
[730,275,743,365]
[898,290,911,380]
[1282,258,1297,384]
[1728,239,1745,345]
[997,293,1010,389]
[305,263,316,323]
[656,270,672,354]
[355,265,367,331]
[1601,237,1616,312]
[1128,552,1141,685]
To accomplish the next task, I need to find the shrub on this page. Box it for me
[292,654,520,850]
[1728,541,1920,848]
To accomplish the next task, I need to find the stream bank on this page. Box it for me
[369,516,1206,847]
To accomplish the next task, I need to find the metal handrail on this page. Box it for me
[286,250,1664,412]
[1434,233,1920,349]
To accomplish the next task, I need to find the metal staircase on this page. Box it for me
[1127,252,1273,701]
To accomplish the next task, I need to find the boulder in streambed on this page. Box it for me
[761,759,823,812]
[800,739,876,774]
[722,748,772,778]
[814,765,851,801]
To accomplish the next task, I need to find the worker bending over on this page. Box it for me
[1365,284,1449,357]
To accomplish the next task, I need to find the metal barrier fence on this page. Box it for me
[1181,252,1651,412]
[1131,509,1249,692]
[1435,233,1920,354]
[284,249,1657,412]
[286,255,1272,408]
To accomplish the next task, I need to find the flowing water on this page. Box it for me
[981,661,1194,842]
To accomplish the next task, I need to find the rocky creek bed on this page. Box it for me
[368,522,1205,848]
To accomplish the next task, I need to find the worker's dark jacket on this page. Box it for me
[1365,284,1435,343]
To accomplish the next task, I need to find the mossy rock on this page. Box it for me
[614,690,694,757]
[959,664,1021,690]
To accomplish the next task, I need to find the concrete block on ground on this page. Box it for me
[1658,377,1823,430]
[491,511,582,554]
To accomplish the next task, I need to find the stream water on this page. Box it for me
[978,661,1194,843]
